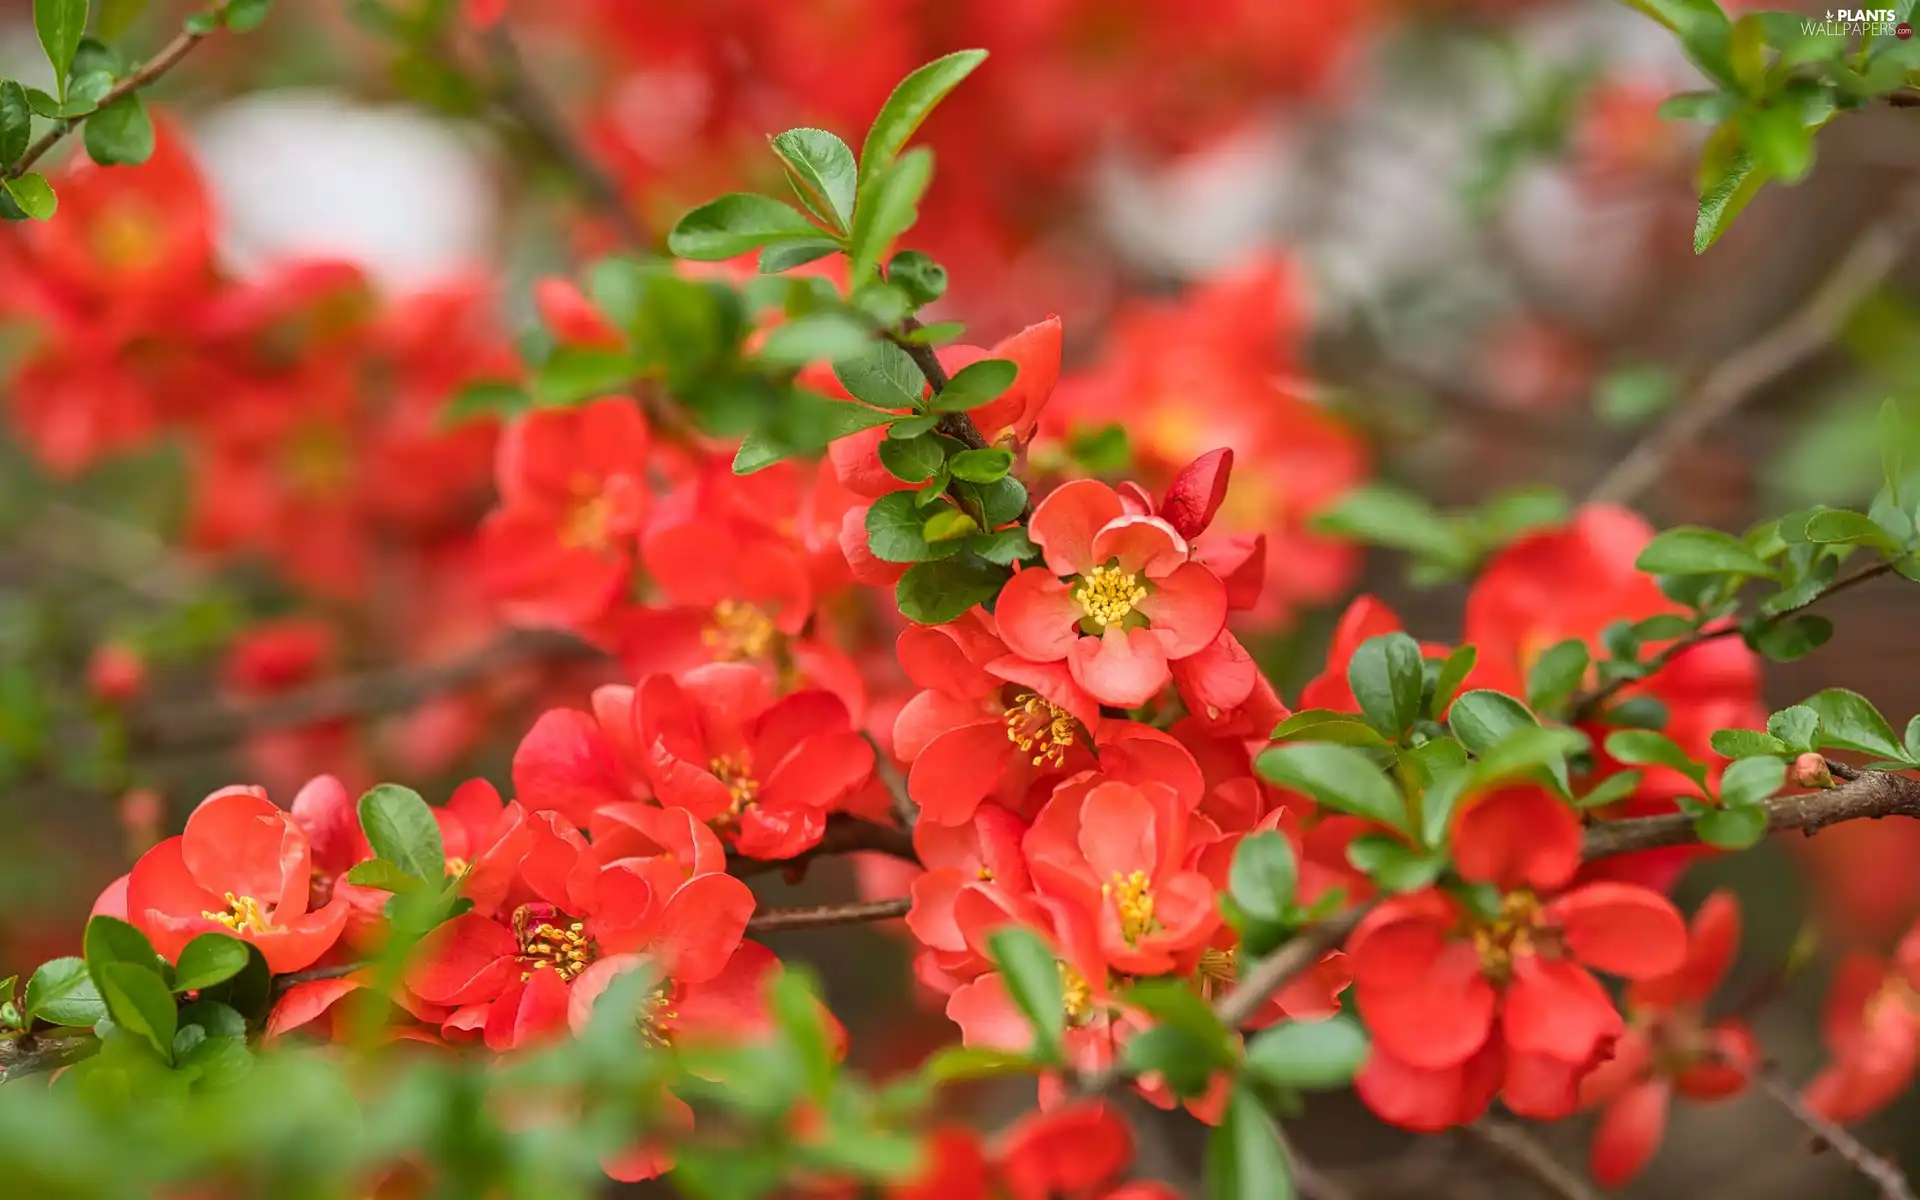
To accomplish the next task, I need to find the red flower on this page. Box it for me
[1803,918,1920,1123]
[892,1103,1179,1200]
[125,785,352,973]
[1580,890,1756,1188]
[479,398,652,629]
[996,479,1227,708]
[1350,879,1687,1130]
[512,684,655,828]
[616,513,812,677]
[641,663,874,859]
[906,803,1036,990]
[941,315,1062,447]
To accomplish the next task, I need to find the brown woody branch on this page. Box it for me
[7,18,220,182]
[745,896,910,934]
[1460,1118,1604,1200]
[0,1030,97,1084]
[1581,763,1920,857]
[1747,1060,1917,1200]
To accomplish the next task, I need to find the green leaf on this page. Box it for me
[532,346,633,407]
[1430,646,1478,716]
[1801,508,1900,551]
[97,0,148,39]
[1470,725,1589,789]
[758,238,840,274]
[83,92,154,166]
[1720,756,1786,807]
[848,146,932,283]
[441,379,529,427]
[1269,709,1391,748]
[1595,363,1677,426]
[97,962,176,1064]
[1605,729,1709,788]
[985,925,1063,1062]
[84,915,161,975]
[896,555,1007,625]
[1447,690,1538,756]
[887,249,947,305]
[1122,1024,1219,1098]
[1526,640,1591,714]
[888,414,940,438]
[1694,144,1769,254]
[26,957,104,1026]
[1312,484,1469,566]
[759,313,874,367]
[877,432,946,483]
[1881,399,1905,508]
[343,857,427,894]
[2,172,56,220]
[834,340,925,410]
[1636,525,1774,576]
[968,527,1037,565]
[357,784,445,883]
[1749,613,1832,662]
[1578,770,1644,810]
[35,0,88,103]
[0,82,29,166]
[1768,705,1821,753]
[922,508,979,543]
[770,127,857,233]
[920,1045,1040,1085]
[1229,831,1297,925]
[1244,1015,1369,1091]
[1803,688,1908,760]
[1255,743,1408,833]
[958,475,1028,529]
[1695,805,1768,849]
[1346,835,1449,892]
[1659,90,1739,124]
[170,934,250,994]
[1740,103,1814,184]
[1206,1087,1296,1200]
[949,447,1012,483]
[668,192,821,261]
[1348,633,1424,741]
[1710,728,1790,758]
[225,0,273,31]
[859,49,988,177]
[932,358,1016,412]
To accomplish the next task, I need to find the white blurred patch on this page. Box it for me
[193,90,497,294]
[1094,117,1297,279]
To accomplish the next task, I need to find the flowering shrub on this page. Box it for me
[4,3,1920,1199]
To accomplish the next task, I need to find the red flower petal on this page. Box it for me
[1028,479,1123,578]
[409,913,519,1005]
[1631,888,1741,1011]
[909,721,1014,827]
[1135,562,1227,659]
[1353,1043,1501,1131]
[1549,882,1688,979]
[1501,1047,1589,1119]
[183,788,309,912]
[1451,786,1582,892]
[1068,625,1169,709]
[654,873,755,985]
[512,707,630,826]
[1089,514,1188,578]
[1504,955,1622,1064]
[995,568,1084,663]
[1159,448,1233,540]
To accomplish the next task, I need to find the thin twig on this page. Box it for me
[862,732,919,831]
[480,24,648,248]
[726,814,920,878]
[1749,1061,1918,1200]
[1461,1118,1605,1200]
[1569,559,1898,721]
[0,1030,97,1084]
[890,316,1034,519]
[745,896,909,934]
[8,19,219,181]
[268,960,367,1000]
[1587,189,1920,506]
[1581,762,1920,857]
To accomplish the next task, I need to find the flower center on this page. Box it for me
[202,892,275,934]
[91,202,166,271]
[513,903,596,983]
[1102,870,1157,943]
[707,753,760,826]
[561,494,614,550]
[1195,947,1237,1000]
[1471,889,1545,984]
[636,983,678,1048]
[1060,962,1094,1024]
[1003,692,1076,767]
[444,856,471,878]
[701,599,778,662]
[283,424,353,496]
[1073,564,1148,630]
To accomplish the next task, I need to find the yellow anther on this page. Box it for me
[706,753,760,827]
[1003,692,1077,767]
[700,599,779,662]
[1195,948,1237,1000]
[444,856,471,877]
[1102,870,1157,943]
[977,866,996,882]
[512,905,597,983]
[202,892,274,934]
[1060,962,1094,1024]
[559,493,614,550]
[1072,564,1149,629]
[1471,889,1544,984]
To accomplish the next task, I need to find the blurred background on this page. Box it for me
[1,0,1918,1195]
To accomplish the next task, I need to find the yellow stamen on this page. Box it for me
[707,753,760,827]
[700,599,779,662]
[1102,870,1157,943]
[444,856,471,878]
[1060,962,1093,1024]
[514,907,596,983]
[1003,692,1076,767]
[637,984,678,1047]
[1072,564,1148,629]
[1471,889,1544,984]
[1196,948,1237,1000]
[202,892,275,934]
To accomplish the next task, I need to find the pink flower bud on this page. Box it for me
[1791,752,1834,790]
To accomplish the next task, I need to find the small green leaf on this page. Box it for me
[1740,103,1814,184]
[1348,633,1424,741]
[848,146,932,283]
[1228,831,1297,925]
[1430,645,1478,716]
[2,172,57,220]
[34,0,88,103]
[859,49,988,177]
[922,507,979,543]
[834,340,925,410]
[1695,805,1768,849]
[1710,729,1789,759]
[1206,1087,1296,1200]
[97,0,147,39]
[949,447,1012,483]
[1749,613,1832,662]
[343,857,427,894]
[920,1045,1040,1085]
[1526,640,1591,714]
[84,915,161,974]
[770,127,857,232]
[896,555,1007,625]
[1768,705,1821,753]
[97,962,177,1063]
[1346,835,1448,893]
[1635,525,1774,576]
[1694,144,1769,255]
[357,784,446,883]
[932,358,1016,412]
[224,0,273,31]
[1447,690,1538,756]
[759,313,874,367]
[985,926,1063,1062]
[967,527,1037,565]
[1255,743,1408,833]
[1605,729,1710,788]
[532,346,633,407]
[758,238,840,274]
[1803,688,1908,760]
[1595,363,1677,426]
[1659,90,1739,124]
[170,934,250,993]
[1312,484,1470,568]
[877,432,946,483]
[0,82,29,166]
[442,379,530,427]
[1244,1015,1370,1091]
[1881,399,1906,508]
[83,92,154,166]
[888,414,940,438]
[1269,710,1392,748]
[668,192,822,261]
[1578,770,1644,810]
[887,249,947,305]
[26,957,104,1026]
[1122,1024,1219,1098]
[1719,756,1786,807]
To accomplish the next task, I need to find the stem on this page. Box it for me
[1581,761,1920,857]
[8,18,220,181]
[1749,1061,1918,1200]
[745,897,909,934]
[1461,1118,1605,1200]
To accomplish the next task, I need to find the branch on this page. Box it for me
[136,628,600,751]
[890,316,1033,519]
[0,1030,97,1084]
[480,24,648,248]
[726,814,920,878]
[7,20,219,181]
[745,896,910,934]
[1586,188,1920,506]
[1581,763,1920,858]
[1569,558,1898,721]
[1749,1061,1918,1200]
[1460,1118,1605,1200]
